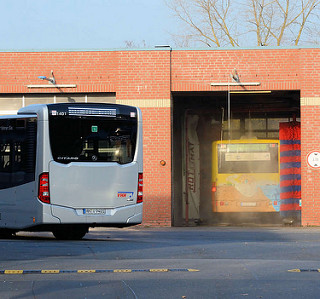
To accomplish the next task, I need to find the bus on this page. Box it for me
[0,103,143,239]
[212,139,280,213]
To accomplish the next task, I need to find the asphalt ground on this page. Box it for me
[1,226,320,298]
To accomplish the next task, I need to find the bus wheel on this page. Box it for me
[52,227,88,240]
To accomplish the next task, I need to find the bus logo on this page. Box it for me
[118,192,134,201]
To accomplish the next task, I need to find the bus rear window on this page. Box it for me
[218,143,278,173]
[49,116,137,164]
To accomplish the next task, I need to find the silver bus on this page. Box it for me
[0,103,143,239]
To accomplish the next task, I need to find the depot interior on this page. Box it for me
[172,90,301,226]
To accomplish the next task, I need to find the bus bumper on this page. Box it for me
[48,203,143,225]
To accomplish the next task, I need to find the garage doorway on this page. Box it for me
[172,90,301,226]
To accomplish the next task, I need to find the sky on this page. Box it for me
[0,0,178,51]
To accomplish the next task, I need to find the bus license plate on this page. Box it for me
[83,208,106,215]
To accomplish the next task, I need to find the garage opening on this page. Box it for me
[172,90,301,226]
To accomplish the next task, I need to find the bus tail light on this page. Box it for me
[38,172,50,204]
[212,182,217,212]
[137,173,143,203]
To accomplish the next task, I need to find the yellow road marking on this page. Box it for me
[77,270,96,273]
[150,269,169,272]
[113,269,132,273]
[0,268,199,275]
[188,269,200,272]
[41,270,60,274]
[4,270,23,274]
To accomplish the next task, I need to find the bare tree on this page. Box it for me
[170,33,195,47]
[167,0,320,47]
[291,0,319,45]
[124,40,148,48]
[303,12,320,45]
[248,0,320,46]
[247,0,273,46]
[167,0,239,47]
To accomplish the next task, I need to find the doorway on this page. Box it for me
[172,90,301,226]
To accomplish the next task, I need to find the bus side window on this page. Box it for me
[0,118,37,190]
[0,144,11,171]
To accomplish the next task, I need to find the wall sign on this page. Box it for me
[307,151,320,168]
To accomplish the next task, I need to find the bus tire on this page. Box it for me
[52,227,88,240]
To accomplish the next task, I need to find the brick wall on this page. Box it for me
[171,49,301,92]
[300,49,320,225]
[0,51,118,93]
[0,47,320,226]
[140,107,171,226]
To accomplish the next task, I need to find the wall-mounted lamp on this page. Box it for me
[27,70,77,89]
[230,69,239,83]
[211,69,261,86]
[38,70,56,84]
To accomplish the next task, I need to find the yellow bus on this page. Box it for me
[212,139,280,213]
